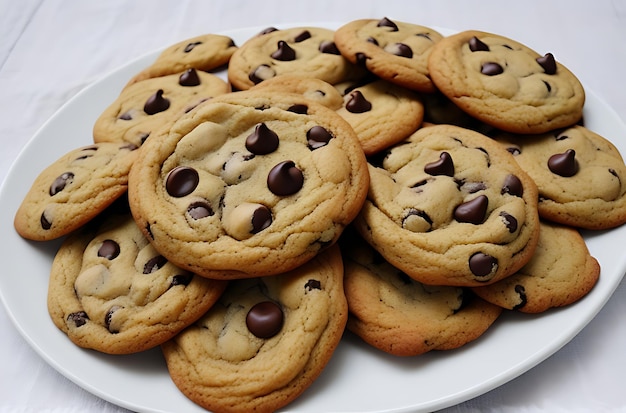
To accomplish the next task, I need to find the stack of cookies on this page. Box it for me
[14,17,626,413]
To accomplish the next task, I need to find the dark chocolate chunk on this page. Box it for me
[143,255,168,274]
[179,68,200,86]
[144,89,170,115]
[306,125,334,150]
[246,301,284,339]
[170,274,193,287]
[304,279,322,291]
[499,211,518,233]
[424,152,454,176]
[184,41,202,53]
[355,52,368,67]
[346,90,372,113]
[293,30,311,42]
[245,123,279,155]
[536,53,557,75]
[388,43,413,58]
[548,149,578,177]
[271,40,296,61]
[501,174,524,197]
[469,36,489,52]
[67,311,89,328]
[98,240,120,260]
[469,252,498,278]
[287,104,308,114]
[40,211,52,230]
[267,161,304,196]
[187,201,213,219]
[454,195,489,224]
[49,172,74,196]
[105,305,121,333]
[319,40,340,54]
[481,62,504,76]
[377,17,399,31]
[166,166,199,197]
[251,205,272,233]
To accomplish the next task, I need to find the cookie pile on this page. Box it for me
[14,17,626,413]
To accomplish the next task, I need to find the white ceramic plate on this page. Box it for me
[1,23,626,413]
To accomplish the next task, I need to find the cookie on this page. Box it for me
[472,221,600,313]
[428,30,585,134]
[227,26,361,90]
[47,211,227,354]
[126,33,237,85]
[495,125,626,229]
[161,244,347,413]
[354,124,540,286]
[341,229,502,356]
[93,69,230,147]
[14,142,138,241]
[128,89,369,278]
[250,74,345,110]
[333,17,444,93]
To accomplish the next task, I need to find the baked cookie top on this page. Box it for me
[496,125,626,229]
[250,74,345,110]
[14,142,137,241]
[93,69,230,147]
[227,26,360,90]
[428,30,585,134]
[47,212,226,354]
[161,244,347,413]
[472,221,600,313]
[354,124,540,286]
[334,17,443,93]
[128,90,369,278]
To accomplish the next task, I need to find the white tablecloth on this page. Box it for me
[1,1,625,412]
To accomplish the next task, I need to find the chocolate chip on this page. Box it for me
[49,172,74,196]
[499,211,518,233]
[98,240,120,260]
[67,311,89,328]
[355,52,368,66]
[306,125,334,150]
[184,41,202,53]
[481,62,504,76]
[346,90,372,113]
[424,152,454,176]
[469,36,489,52]
[118,112,132,120]
[258,27,278,36]
[187,201,213,219]
[305,279,322,291]
[377,17,398,31]
[40,211,52,230]
[287,104,308,114]
[506,146,522,156]
[454,195,488,224]
[366,37,379,46]
[536,53,557,75]
[251,205,272,233]
[246,301,283,339]
[105,306,121,333]
[293,30,311,42]
[469,252,497,278]
[267,161,304,196]
[513,284,527,310]
[179,68,200,86]
[144,89,170,115]
[248,64,276,84]
[402,209,433,232]
[245,123,279,155]
[271,40,296,61]
[386,43,413,58]
[319,40,340,54]
[170,274,193,287]
[143,255,167,274]
[548,149,578,177]
[166,166,199,197]
[501,174,524,197]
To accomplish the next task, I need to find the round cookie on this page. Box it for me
[333,17,444,93]
[249,74,345,110]
[472,220,600,313]
[341,229,502,356]
[128,89,369,279]
[14,142,138,241]
[126,33,238,85]
[227,26,361,90]
[47,211,227,355]
[93,69,230,147]
[161,244,347,413]
[428,30,585,134]
[495,125,626,230]
[353,124,540,287]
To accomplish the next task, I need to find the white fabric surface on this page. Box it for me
[1,0,625,412]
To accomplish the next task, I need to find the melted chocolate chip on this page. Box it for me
[387,43,413,58]
[267,161,304,196]
[187,201,213,219]
[469,253,497,278]
[402,209,433,231]
[249,64,275,84]
[246,301,284,339]
[319,40,340,54]
[548,149,578,177]
[506,146,522,156]
[143,255,168,274]
[355,52,368,67]
[40,212,52,230]
[251,205,272,233]
[49,172,74,196]
[481,62,504,76]
[258,27,278,36]
[424,152,454,176]
[166,166,199,197]
[245,123,279,155]
[144,89,170,115]
[377,17,398,31]
[184,41,202,53]
[366,37,379,46]
[513,284,528,310]
[306,125,334,150]
[287,104,308,114]
[454,195,489,224]
[469,36,489,52]
[67,311,89,328]
[346,90,372,113]
[500,211,518,233]
[271,40,296,61]
[294,30,311,42]
[305,279,322,291]
[118,112,132,120]
[170,274,193,287]
[105,306,121,333]
[179,68,200,86]
[501,174,524,197]
[536,53,557,75]
[98,240,120,260]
